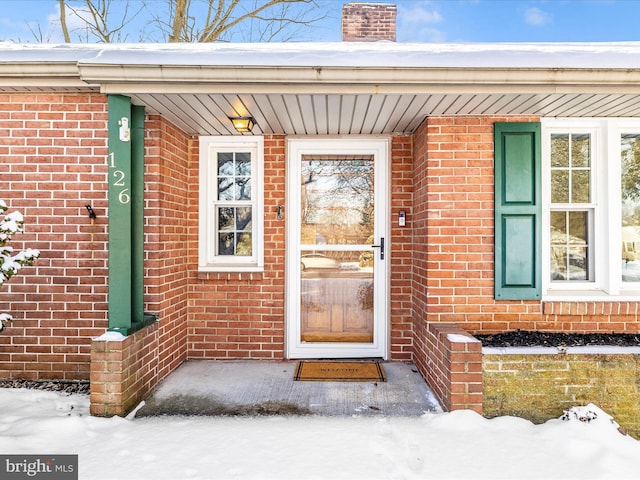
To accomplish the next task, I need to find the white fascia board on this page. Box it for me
[87,65,640,95]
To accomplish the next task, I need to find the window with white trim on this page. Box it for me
[543,119,640,297]
[199,136,264,272]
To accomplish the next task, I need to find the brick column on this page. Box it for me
[418,323,483,412]
[90,323,159,416]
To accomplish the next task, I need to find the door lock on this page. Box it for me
[371,237,385,260]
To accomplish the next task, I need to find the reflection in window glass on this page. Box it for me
[621,134,640,282]
[300,155,374,246]
[217,152,251,201]
[550,134,591,205]
[550,211,589,281]
[216,207,252,256]
[550,133,592,282]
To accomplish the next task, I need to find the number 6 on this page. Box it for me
[119,189,131,204]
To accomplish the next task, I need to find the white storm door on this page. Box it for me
[286,138,389,359]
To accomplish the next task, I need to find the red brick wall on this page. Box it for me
[413,115,543,344]
[187,135,286,359]
[420,323,482,413]
[0,97,191,385]
[143,115,190,378]
[390,135,414,359]
[90,323,159,416]
[0,91,109,381]
[412,115,640,342]
[187,134,412,360]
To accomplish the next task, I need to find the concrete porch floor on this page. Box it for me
[134,360,442,418]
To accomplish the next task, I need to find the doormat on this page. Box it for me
[294,361,386,382]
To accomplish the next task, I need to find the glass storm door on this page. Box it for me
[286,139,389,359]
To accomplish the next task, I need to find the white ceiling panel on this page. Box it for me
[130,92,640,137]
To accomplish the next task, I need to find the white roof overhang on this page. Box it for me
[2,42,640,135]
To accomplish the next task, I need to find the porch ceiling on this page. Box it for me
[129,91,640,136]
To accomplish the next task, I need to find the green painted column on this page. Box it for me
[131,105,145,325]
[108,95,133,333]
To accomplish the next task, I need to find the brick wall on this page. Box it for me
[342,3,397,42]
[187,135,286,359]
[0,91,109,381]
[90,324,159,416]
[411,114,640,338]
[143,115,190,378]
[483,351,640,439]
[0,94,190,401]
[419,323,483,412]
[187,134,412,360]
[390,135,414,359]
[414,116,545,336]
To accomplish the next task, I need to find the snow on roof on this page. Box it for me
[2,41,640,70]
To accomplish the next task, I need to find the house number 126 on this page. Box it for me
[109,152,130,205]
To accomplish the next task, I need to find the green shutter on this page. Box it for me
[494,122,541,300]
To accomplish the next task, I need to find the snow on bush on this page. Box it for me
[0,200,39,331]
[560,403,627,435]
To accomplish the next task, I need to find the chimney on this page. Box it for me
[342,3,397,42]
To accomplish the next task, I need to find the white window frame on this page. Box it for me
[542,118,640,300]
[198,136,264,272]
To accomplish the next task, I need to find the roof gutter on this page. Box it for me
[2,57,640,95]
[0,61,96,88]
[77,64,640,95]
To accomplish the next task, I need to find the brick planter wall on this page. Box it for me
[483,350,640,439]
[90,323,159,416]
[418,323,483,412]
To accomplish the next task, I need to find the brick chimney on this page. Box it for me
[342,3,397,42]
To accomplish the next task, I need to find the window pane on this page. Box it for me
[216,206,253,256]
[218,178,234,201]
[571,170,590,203]
[551,246,568,280]
[217,152,252,201]
[621,134,640,282]
[300,155,374,245]
[217,153,234,175]
[551,170,569,203]
[550,210,590,281]
[550,211,566,234]
[218,207,234,230]
[236,177,251,200]
[236,232,252,255]
[236,206,252,231]
[550,133,591,205]
[235,153,251,175]
[551,134,569,167]
[218,232,235,255]
[571,134,590,168]
[568,211,587,244]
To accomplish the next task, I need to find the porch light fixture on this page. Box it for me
[229,116,255,133]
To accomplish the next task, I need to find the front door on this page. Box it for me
[286,138,389,358]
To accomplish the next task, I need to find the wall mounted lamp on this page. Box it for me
[229,116,255,133]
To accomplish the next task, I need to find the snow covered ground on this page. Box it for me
[0,388,638,480]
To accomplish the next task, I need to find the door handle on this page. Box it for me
[371,237,384,260]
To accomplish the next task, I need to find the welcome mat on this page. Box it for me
[294,361,386,382]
